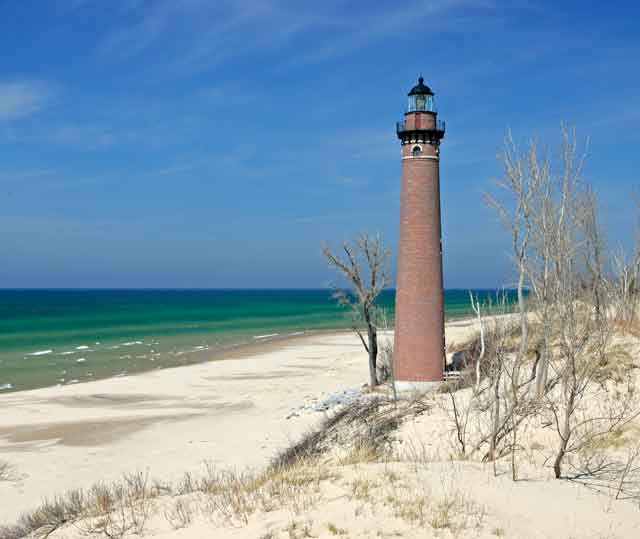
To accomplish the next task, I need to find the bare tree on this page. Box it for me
[608,245,640,328]
[469,292,486,390]
[485,130,543,396]
[322,233,391,387]
[485,124,640,480]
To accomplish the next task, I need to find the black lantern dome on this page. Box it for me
[407,76,435,112]
[408,76,434,96]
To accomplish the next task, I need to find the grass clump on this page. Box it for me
[0,471,158,539]
[0,460,17,483]
[270,397,410,472]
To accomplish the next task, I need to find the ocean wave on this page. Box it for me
[253,333,279,340]
[60,351,76,356]
[76,345,90,350]
[26,349,53,356]
[0,383,13,391]
[122,341,143,346]
[288,331,305,337]
[76,358,86,363]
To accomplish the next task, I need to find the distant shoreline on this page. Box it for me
[0,314,479,396]
[0,289,499,394]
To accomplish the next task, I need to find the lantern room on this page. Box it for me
[407,76,434,112]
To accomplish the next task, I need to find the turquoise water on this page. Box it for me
[0,289,509,392]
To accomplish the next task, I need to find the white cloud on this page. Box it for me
[96,0,494,73]
[0,81,55,120]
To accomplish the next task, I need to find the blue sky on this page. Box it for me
[0,0,638,288]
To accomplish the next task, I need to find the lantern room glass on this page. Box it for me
[408,94,434,112]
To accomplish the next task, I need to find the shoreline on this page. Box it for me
[0,328,354,396]
[0,319,482,523]
[1,313,480,396]
[0,330,375,522]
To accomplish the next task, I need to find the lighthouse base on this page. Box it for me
[394,380,442,395]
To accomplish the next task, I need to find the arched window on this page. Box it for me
[412,145,422,157]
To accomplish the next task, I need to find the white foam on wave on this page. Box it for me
[66,379,79,385]
[122,341,143,347]
[253,333,279,340]
[0,383,13,391]
[76,345,90,350]
[60,351,76,356]
[76,358,86,363]
[26,350,53,356]
[288,331,305,337]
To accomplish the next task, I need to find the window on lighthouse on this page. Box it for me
[408,94,434,112]
[412,145,422,157]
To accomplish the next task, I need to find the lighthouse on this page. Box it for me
[393,77,446,391]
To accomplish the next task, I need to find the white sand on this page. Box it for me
[4,317,637,538]
[0,331,387,523]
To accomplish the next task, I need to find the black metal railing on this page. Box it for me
[396,119,446,134]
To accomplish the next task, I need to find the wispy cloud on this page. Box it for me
[0,81,56,120]
[291,0,493,66]
[0,168,58,182]
[96,0,494,74]
[0,123,118,150]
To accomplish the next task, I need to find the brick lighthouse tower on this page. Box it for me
[394,76,446,391]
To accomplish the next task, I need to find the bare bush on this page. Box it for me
[442,296,535,479]
[0,460,17,482]
[478,123,640,485]
[0,471,157,539]
[322,233,391,387]
[164,498,194,529]
[270,398,403,471]
[608,247,640,330]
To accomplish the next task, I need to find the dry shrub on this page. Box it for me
[0,489,86,539]
[326,522,347,535]
[270,398,405,471]
[171,458,336,526]
[164,498,195,529]
[376,338,394,385]
[0,460,17,482]
[0,471,158,539]
[444,317,524,390]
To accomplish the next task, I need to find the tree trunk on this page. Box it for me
[536,306,550,398]
[516,259,527,394]
[367,322,378,387]
[554,388,575,478]
[489,366,502,463]
[553,441,567,479]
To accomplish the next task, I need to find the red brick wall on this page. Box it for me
[393,134,444,382]
[404,111,436,131]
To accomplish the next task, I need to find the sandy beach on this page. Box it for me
[2,317,640,539]
[0,331,345,521]
[0,317,478,523]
